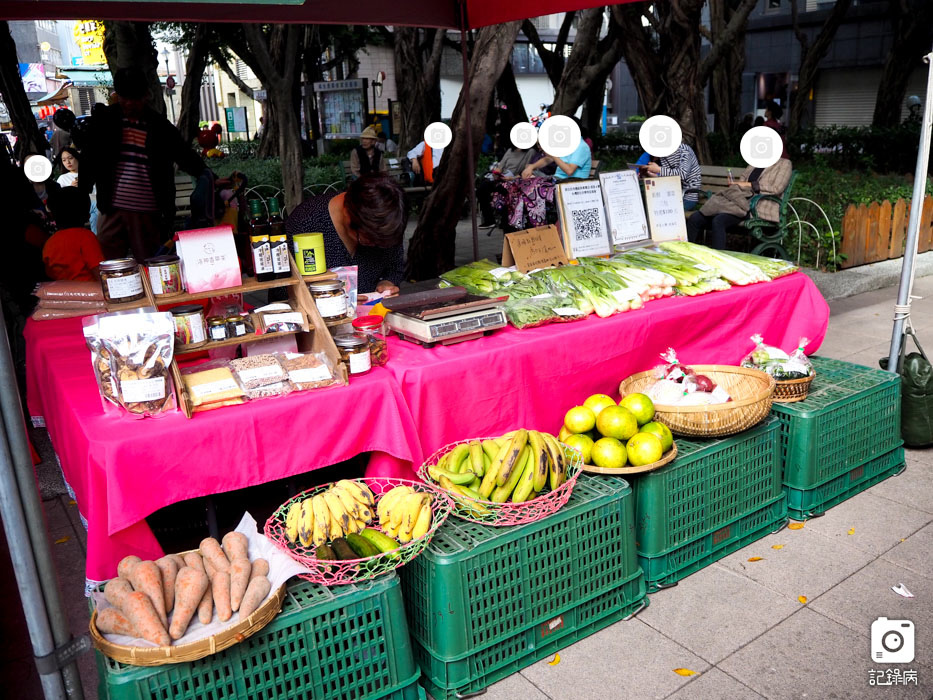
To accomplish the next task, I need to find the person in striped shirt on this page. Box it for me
[644,142,702,211]
[76,67,205,262]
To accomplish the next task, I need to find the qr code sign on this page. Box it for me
[571,208,602,240]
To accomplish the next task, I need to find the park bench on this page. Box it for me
[341,159,432,196]
[174,172,196,225]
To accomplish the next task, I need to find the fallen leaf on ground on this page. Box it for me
[847,528,855,535]
[788,523,805,530]
[772,544,784,550]
[673,668,697,677]
[547,653,561,666]
[54,536,69,544]
[748,557,764,562]
[798,595,808,604]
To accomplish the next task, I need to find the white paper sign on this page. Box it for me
[556,180,611,258]
[599,171,649,247]
[644,176,688,243]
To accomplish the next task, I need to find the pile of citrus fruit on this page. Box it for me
[559,393,674,470]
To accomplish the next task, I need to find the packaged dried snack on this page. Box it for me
[229,354,293,399]
[278,352,341,391]
[181,362,246,409]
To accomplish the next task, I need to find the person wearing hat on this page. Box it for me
[349,126,388,180]
[75,66,206,262]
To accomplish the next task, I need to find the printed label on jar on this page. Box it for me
[105,273,143,299]
[173,316,206,345]
[237,364,285,384]
[120,377,166,402]
[348,350,371,375]
[230,322,247,337]
[149,266,180,295]
[190,377,240,399]
[315,294,347,318]
[210,325,227,341]
[288,366,333,383]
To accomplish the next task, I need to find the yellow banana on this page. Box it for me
[528,430,551,493]
[285,502,301,543]
[297,500,314,547]
[311,494,330,546]
[411,499,433,539]
[383,521,401,538]
[469,441,485,477]
[496,429,529,486]
[330,485,362,520]
[511,444,538,503]
[481,439,499,462]
[479,439,510,498]
[492,445,530,503]
[543,433,567,491]
[322,491,351,533]
[336,479,374,508]
[377,486,412,524]
[357,504,374,525]
[329,511,345,539]
[398,493,427,542]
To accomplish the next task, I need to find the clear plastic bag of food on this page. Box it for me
[180,359,247,411]
[84,310,177,418]
[776,337,814,379]
[331,266,359,316]
[229,353,293,399]
[741,334,812,379]
[740,333,790,371]
[504,294,586,329]
[277,351,342,391]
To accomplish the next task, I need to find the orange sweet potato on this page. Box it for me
[117,555,141,580]
[155,556,178,613]
[168,554,186,571]
[222,532,248,562]
[104,577,133,609]
[212,571,232,622]
[183,552,214,623]
[249,558,269,581]
[229,557,251,612]
[169,567,208,640]
[238,576,271,618]
[199,537,231,573]
[123,591,170,646]
[183,552,204,572]
[129,560,167,628]
[96,607,137,637]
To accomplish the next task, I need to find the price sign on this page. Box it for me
[599,170,649,248]
[644,176,687,243]
[502,225,569,272]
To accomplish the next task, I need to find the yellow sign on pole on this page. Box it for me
[73,20,106,66]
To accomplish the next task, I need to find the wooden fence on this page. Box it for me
[839,195,933,268]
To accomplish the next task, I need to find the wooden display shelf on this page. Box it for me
[104,297,151,312]
[174,311,309,356]
[301,270,338,283]
[156,274,299,305]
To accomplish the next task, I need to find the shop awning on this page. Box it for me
[59,67,112,87]
[0,0,634,29]
[34,82,71,105]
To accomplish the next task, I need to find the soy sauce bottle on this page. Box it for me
[267,198,290,279]
[248,199,274,282]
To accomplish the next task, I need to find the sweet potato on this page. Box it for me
[199,537,230,573]
[229,557,251,612]
[212,571,232,622]
[129,560,167,628]
[238,576,271,618]
[123,591,170,646]
[183,552,214,623]
[96,607,137,637]
[104,577,134,609]
[117,555,141,580]
[169,567,208,640]
[155,556,178,613]
[168,554,186,571]
[183,552,204,572]
[249,558,269,581]
[222,532,248,562]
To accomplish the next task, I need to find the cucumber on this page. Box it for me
[359,527,401,554]
[331,537,358,560]
[314,543,337,561]
[346,532,381,558]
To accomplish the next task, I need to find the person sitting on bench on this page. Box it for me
[686,157,792,250]
[406,140,444,185]
[349,126,388,180]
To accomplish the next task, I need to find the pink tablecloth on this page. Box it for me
[24,317,422,581]
[384,272,829,457]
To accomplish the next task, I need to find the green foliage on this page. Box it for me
[788,124,927,174]
[207,155,343,192]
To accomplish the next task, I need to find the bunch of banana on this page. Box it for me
[427,430,568,505]
[284,480,375,548]
[376,486,434,544]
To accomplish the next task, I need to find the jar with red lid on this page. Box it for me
[352,315,387,366]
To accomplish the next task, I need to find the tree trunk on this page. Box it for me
[872,0,933,127]
[0,21,44,159]
[103,21,165,116]
[790,0,854,135]
[394,28,444,154]
[406,22,521,280]
[496,61,526,128]
[177,24,211,144]
[708,0,749,136]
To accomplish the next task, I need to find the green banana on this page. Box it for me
[496,429,529,486]
[481,440,500,462]
[528,430,550,493]
[446,482,489,515]
[469,441,485,477]
[510,444,538,503]
[468,475,482,491]
[479,439,511,498]
[428,464,476,485]
[446,444,470,473]
[492,445,529,502]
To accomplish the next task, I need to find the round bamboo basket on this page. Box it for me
[581,442,678,476]
[90,552,286,667]
[619,366,775,438]
[772,373,815,403]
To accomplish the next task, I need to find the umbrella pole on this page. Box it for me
[460,4,479,262]
[887,48,933,371]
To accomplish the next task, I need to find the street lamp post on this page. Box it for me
[161,48,176,121]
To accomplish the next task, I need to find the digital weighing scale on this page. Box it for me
[383,287,508,347]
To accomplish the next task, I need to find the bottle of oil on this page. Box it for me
[248,199,274,282]
[267,198,290,279]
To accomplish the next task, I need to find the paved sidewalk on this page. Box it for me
[12,273,933,700]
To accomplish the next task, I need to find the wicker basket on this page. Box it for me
[90,569,285,667]
[772,373,815,403]
[619,365,775,438]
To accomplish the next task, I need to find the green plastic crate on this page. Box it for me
[96,574,420,700]
[400,475,645,665]
[787,446,906,519]
[771,356,902,494]
[413,571,646,699]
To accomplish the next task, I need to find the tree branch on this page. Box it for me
[642,7,662,33]
[425,28,446,82]
[699,0,758,84]
[556,11,575,54]
[790,0,809,50]
[211,48,255,100]
[698,25,712,42]
[241,24,279,89]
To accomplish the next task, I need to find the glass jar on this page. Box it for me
[207,316,229,342]
[351,315,388,366]
[171,305,207,349]
[99,258,144,303]
[225,315,249,338]
[333,332,372,376]
[145,254,184,296]
[308,279,349,322]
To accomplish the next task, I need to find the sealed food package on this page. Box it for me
[648,347,730,405]
[254,302,305,334]
[278,352,341,391]
[229,354,293,399]
[331,266,358,316]
[181,362,247,410]
[785,338,815,378]
[35,280,104,302]
[504,295,586,329]
[84,310,176,417]
[742,334,814,379]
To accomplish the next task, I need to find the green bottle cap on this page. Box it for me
[249,199,263,216]
[267,198,281,214]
